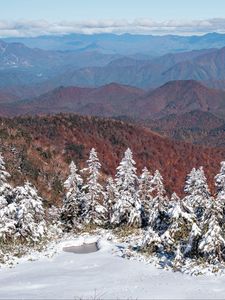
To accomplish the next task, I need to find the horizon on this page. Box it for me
[1,0,225,37]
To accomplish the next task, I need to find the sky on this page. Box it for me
[1,0,225,36]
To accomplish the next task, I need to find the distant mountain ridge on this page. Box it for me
[4,32,225,54]
[1,80,224,120]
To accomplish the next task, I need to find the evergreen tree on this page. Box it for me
[0,152,12,200]
[111,148,142,227]
[148,170,168,232]
[0,196,17,241]
[0,153,15,241]
[161,193,194,253]
[215,161,225,217]
[184,167,211,222]
[14,181,47,242]
[104,177,118,223]
[215,161,225,198]
[138,167,154,225]
[140,227,161,253]
[198,199,225,263]
[184,222,201,257]
[61,161,84,230]
[173,243,183,270]
[82,148,106,226]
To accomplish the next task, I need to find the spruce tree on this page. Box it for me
[104,177,118,223]
[184,167,211,222]
[14,181,47,243]
[61,161,84,230]
[148,170,168,232]
[138,167,154,226]
[161,193,194,254]
[82,148,106,226]
[111,148,142,227]
[198,200,225,263]
[0,153,15,241]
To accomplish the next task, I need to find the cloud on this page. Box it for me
[0,18,225,37]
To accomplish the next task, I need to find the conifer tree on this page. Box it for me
[148,170,168,232]
[82,148,106,226]
[104,177,118,223]
[198,199,225,263]
[138,167,154,225]
[215,161,225,198]
[184,167,211,222]
[111,148,142,227]
[161,193,194,253]
[61,161,84,230]
[14,181,47,242]
[215,161,225,218]
[0,153,15,241]
[0,153,12,200]
[140,227,161,253]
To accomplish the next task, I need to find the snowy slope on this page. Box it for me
[0,236,225,299]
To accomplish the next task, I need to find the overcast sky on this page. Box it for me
[1,0,225,36]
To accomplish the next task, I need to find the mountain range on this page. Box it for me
[1,38,225,92]
[1,80,224,119]
[4,32,225,55]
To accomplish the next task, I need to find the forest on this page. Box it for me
[0,147,225,272]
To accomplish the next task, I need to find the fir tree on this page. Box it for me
[0,152,12,200]
[148,170,168,232]
[161,193,194,253]
[215,161,225,198]
[82,148,106,226]
[140,227,161,253]
[138,167,154,226]
[14,181,47,243]
[184,167,211,222]
[0,153,15,241]
[104,177,118,223]
[111,148,142,227]
[199,200,225,263]
[61,161,84,230]
[215,161,225,220]
[0,196,17,241]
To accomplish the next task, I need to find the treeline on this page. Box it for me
[0,149,225,267]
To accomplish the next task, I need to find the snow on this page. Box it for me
[1,234,225,299]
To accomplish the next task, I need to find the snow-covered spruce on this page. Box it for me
[184,167,211,222]
[104,177,118,223]
[138,167,154,226]
[148,170,169,232]
[13,181,47,243]
[111,148,142,228]
[81,148,106,226]
[61,161,84,230]
[0,153,15,241]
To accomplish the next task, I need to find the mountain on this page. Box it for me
[132,80,225,119]
[0,83,145,116]
[144,110,225,147]
[42,47,225,89]
[1,80,225,122]
[162,46,225,83]
[4,32,225,55]
[0,39,122,90]
[1,114,224,204]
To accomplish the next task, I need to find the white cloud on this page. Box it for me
[0,18,225,37]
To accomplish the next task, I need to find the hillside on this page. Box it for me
[1,80,225,120]
[145,110,225,147]
[0,83,145,117]
[0,114,224,204]
[132,80,225,119]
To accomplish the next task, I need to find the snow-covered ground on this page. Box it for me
[0,235,225,299]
